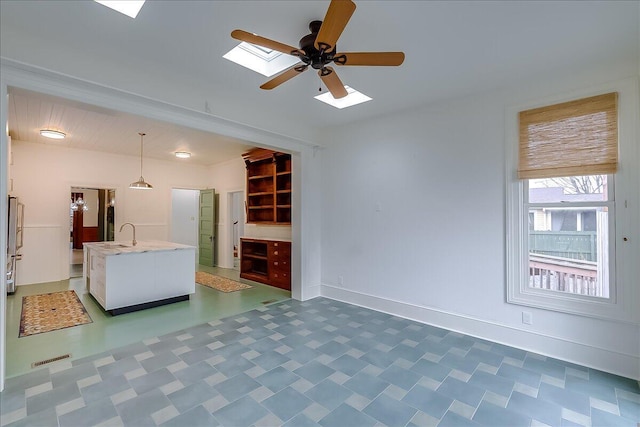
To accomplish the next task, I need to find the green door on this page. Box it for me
[199,189,215,266]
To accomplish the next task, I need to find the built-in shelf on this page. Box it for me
[243,148,292,225]
[242,253,268,260]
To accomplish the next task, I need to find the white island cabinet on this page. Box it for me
[83,241,195,315]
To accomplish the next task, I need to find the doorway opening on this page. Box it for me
[70,187,115,277]
[229,191,244,270]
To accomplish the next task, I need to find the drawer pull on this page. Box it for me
[273,250,279,255]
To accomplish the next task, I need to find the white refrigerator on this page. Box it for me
[6,196,24,294]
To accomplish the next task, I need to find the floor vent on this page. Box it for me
[261,299,278,305]
[31,353,71,368]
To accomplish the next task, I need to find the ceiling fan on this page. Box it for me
[231,0,405,99]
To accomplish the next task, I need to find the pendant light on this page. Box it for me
[129,132,153,189]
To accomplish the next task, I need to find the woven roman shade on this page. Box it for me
[518,92,618,179]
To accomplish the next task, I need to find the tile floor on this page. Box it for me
[4,266,290,378]
[1,298,638,426]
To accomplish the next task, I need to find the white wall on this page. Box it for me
[208,157,244,268]
[170,188,199,249]
[10,140,210,285]
[320,68,640,379]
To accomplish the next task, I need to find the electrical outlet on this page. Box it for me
[522,311,533,325]
[338,275,344,286]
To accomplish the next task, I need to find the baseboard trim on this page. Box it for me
[321,284,639,380]
[301,284,321,301]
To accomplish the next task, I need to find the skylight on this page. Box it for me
[94,1,146,19]
[314,86,372,109]
[223,42,300,77]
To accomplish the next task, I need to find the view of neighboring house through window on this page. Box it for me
[526,174,612,299]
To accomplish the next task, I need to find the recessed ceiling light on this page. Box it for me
[223,42,300,77]
[94,0,146,19]
[175,151,191,159]
[40,129,66,139]
[314,86,372,109]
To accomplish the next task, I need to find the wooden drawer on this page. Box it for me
[270,269,290,287]
[271,259,289,269]
[268,241,291,259]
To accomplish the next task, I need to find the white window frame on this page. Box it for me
[506,78,639,323]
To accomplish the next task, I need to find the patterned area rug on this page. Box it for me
[19,290,93,337]
[195,272,253,293]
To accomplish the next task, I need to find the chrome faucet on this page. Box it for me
[119,222,137,246]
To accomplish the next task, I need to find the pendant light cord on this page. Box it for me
[139,132,146,178]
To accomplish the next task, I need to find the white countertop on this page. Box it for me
[84,240,195,255]
[241,237,292,243]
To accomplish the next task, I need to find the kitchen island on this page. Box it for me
[83,241,196,315]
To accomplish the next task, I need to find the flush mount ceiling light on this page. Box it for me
[174,151,191,159]
[314,85,371,109]
[94,0,146,18]
[40,129,66,139]
[129,132,153,190]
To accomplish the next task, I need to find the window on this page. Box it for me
[506,83,638,322]
[526,175,613,299]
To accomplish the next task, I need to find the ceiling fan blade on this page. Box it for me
[260,64,308,90]
[231,29,303,56]
[334,52,405,66]
[318,67,348,99]
[314,0,356,52]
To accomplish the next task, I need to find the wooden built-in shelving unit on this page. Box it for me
[243,148,291,225]
[240,238,291,290]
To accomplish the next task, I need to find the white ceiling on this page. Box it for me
[1,1,638,164]
[7,88,254,166]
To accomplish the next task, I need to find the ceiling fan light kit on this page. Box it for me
[230,0,404,101]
